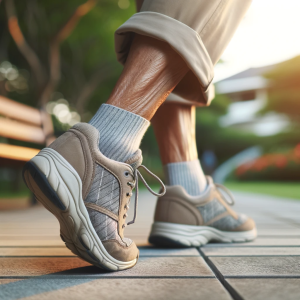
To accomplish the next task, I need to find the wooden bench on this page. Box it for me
[0,95,55,167]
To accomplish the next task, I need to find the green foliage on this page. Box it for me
[263,55,300,120]
[195,94,260,164]
[262,90,300,119]
[225,181,300,200]
[0,0,137,112]
[195,92,300,166]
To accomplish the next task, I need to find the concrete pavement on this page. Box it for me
[0,190,300,299]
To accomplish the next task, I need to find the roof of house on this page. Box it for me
[215,63,280,94]
[218,64,276,83]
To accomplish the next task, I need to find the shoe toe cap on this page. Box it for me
[234,216,256,232]
[102,239,139,262]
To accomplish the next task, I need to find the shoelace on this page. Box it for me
[124,165,166,227]
[215,183,235,206]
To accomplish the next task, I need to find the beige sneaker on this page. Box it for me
[149,177,256,247]
[23,123,164,271]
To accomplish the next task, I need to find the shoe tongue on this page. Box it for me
[125,149,143,170]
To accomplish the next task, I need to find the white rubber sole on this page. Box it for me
[22,148,137,271]
[149,221,257,247]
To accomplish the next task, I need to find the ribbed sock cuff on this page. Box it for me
[89,104,150,162]
[164,160,207,196]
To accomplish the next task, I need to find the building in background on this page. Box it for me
[216,64,290,136]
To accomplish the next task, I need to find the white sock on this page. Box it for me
[164,160,207,196]
[89,104,150,162]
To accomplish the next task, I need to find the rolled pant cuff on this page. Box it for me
[165,88,215,107]
[115,11,215,106]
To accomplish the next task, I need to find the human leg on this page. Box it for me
[122,0,256,247]
[88,34,189,163]
[106,34,189,120]
[150,102,257,247]
[22,33,189,271]
[152,102,207,195]
[117,0,253,106]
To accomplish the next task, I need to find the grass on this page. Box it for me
[0,189,31,210]
[225,181,300,200]
[0,189,30,199]
[1,182,298,201]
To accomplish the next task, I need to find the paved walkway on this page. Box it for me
[0,191,300,300]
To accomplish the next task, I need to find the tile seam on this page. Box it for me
[198,248,244,300]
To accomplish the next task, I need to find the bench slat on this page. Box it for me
[0,144,39,161]
[0,96,42,126]
[0,118,45,144]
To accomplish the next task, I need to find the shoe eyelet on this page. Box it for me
[123,214,126,219]
[124,171,129,177]
[126,193,130,197]
[122,224,125,228]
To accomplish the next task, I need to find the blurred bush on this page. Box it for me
[234,144,300,181]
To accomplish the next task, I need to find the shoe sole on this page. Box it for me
[22,148,137,271]
[148,221,257,247]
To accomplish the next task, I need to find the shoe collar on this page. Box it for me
[162,176,216,205]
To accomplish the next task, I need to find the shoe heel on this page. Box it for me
[22,148,77,212]
[149,222,209,247]
[23,159,66,211]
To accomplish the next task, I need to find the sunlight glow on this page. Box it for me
[214,0,300,81]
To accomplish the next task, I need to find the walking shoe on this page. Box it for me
[22,123,165,271]
[149,177,256,247]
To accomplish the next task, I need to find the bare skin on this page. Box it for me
[130,1,199,164]
[106,34,189,120]
[106,31,195,164]
[152,102,198,164]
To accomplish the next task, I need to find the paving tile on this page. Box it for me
[0,247,74,257]
[0,256,213,277]
[0,279,22,285]
[101,257,213,277]
[203,237,300,247]
[0,278,93,300]
[0,257,88,277]
[0,228,59,235]
[0,240,64,247]
[227,278,300,300]
[0,247,199,257]
[0,237,149,248]
[210,257,300,277]
[138,247,200,256]
[257,229,300,236]
[0,224,58,229]
[0,279,231,300]
[255,223,295,228]
[202,246,300,256]
[0,236,61,241]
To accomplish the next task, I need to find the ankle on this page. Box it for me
[89,104,149,162]
[164,160,207,196]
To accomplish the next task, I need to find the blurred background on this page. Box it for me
[0,0,299,210]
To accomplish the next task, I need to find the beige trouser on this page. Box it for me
[115,0,252,106]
